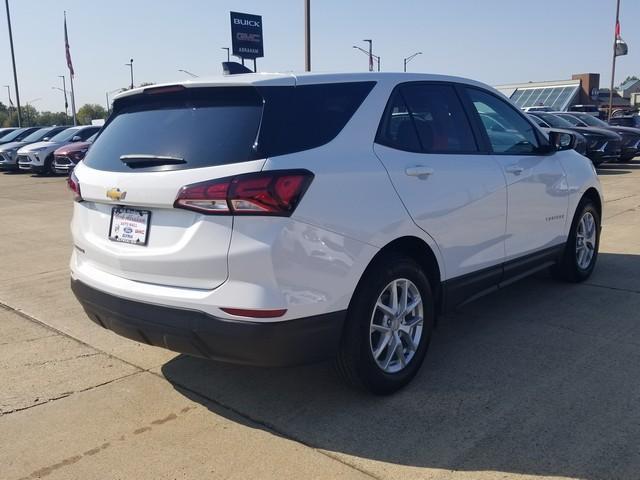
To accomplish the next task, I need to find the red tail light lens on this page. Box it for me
[174,170,313,216]
[67,171,82,202]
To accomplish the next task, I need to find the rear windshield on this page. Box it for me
[83,82,375,172]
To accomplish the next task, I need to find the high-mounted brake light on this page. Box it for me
[143,85,186,95]
[174,170,314,216]
[67,171,82,202]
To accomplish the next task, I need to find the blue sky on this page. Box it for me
[2,0,639,111]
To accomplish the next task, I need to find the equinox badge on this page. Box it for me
[106,188,127,201]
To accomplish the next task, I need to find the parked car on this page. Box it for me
[17,125,100,175]
[0,127,18,139]
[555,112,640,162]
[609,114,640,129]
[69,73,602,394]
[529,112,622,166]
[0,126,41,145]
[52,132,98,174]
[522,106,553,112]
[568,105,600,117]
[0,126,70,171]
[527,114,587,155]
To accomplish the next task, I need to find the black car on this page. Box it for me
[556,112,640,163]
[527,114,587,155]
[529,112,622,166]
[609,114,640,129]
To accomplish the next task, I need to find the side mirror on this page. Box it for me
[548,130,575,151]
[71,136,82,142]
[42,137,50,141]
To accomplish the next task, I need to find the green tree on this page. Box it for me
[76,104,107,125]
[38,111,70,126]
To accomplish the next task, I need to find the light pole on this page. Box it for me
[403,52,422,72]
[221,47,230,62]
[25,97,41,127]
[51,87,70,123]
[353,45,380,72]
[57,75,68,121]
[3,85,12,112]
[178,69,198,78]
[125,58,134,89]
[105,88,122,115]
[363,39,373,72]
[608,0,628,119]
[304,0,311,71]
[5,0,22,126]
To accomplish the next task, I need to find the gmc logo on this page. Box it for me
[234,19,260,27]
[237,33,261,43]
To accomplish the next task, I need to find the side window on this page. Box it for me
[79,128,99,141]
[376,90,421,152]
[466,88,539,154]
[401,84,477,153]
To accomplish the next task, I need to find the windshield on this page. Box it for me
[536,113,575,129]
[575,114,609,128]
[21,127,55,143]
[1,128,31,142]
[48,127,82,143]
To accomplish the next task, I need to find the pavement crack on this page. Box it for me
[0,370,143,417]
[0,333,58,347]
[20,352,102,368]
[583,282,640,295]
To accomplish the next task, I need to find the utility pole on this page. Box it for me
[363,39,373,72]
[125,58,134,89]
[5,0,22,126]
[304,0,311,71]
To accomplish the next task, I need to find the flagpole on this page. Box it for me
[608,0,621,120]
[69,74,77,125]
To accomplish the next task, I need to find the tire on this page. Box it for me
[44,155,56,176]
[552,199,600,282]
[335,253,435,395]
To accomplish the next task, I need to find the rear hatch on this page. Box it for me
[73,85,269,290]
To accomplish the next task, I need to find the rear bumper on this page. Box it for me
[71,279,346,367]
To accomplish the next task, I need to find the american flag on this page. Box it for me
[64,13,75,77]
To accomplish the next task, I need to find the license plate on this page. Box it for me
[109,207,151,246]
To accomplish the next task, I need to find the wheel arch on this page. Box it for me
[354,236,443,313]
[581,187,602,218]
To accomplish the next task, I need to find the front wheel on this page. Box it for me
[552,199,600,282]
[335,253,435,395]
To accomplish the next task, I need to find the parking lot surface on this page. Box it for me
[1,163,640,480]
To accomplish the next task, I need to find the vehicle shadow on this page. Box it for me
[161,252,640,479]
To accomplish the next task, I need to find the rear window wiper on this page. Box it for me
[120,154,186,167]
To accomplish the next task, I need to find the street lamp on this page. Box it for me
[353,45,380,72]
[608,0,629,119]
[25,97,41,127]
[403,52,422,72]
[362,39,373,72]
[125,58,134,89]
[178,69,198,78]
[105,88,123,115]
[221,47,230,62]
[3,85,12,111]
[56,75,69,121]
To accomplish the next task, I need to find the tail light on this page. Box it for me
[174,170,313,216]
[67,171,82,202]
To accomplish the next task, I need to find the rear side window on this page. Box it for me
[84,82,374,172]
[376,83,477,153]
[257,82,375,157]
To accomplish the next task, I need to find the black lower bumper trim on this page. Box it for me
[71,279,345,367]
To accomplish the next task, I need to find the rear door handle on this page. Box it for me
[405,166,434,177]
[505,165,525,175]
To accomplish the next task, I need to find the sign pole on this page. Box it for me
[608,0,621,120]
[304,0,311,71]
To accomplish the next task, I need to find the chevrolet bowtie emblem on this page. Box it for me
[106,188,127,201]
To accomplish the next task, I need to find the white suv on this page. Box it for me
[69,73,602,394]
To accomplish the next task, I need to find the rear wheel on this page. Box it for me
[552,199,600,282]
[43,155,56,176]
[335,253,435,395]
